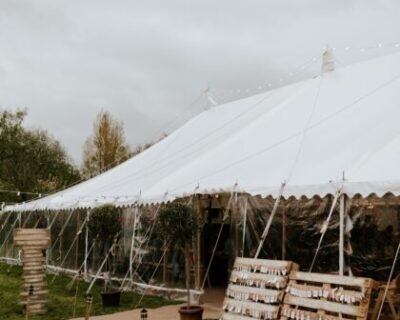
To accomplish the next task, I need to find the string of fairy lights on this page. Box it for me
[209,41,400,102]
[0,190,45,209]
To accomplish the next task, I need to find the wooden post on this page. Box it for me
[196,195,204,290]
[45,212,50,266]
[84,210,90,278]
[282,208,286,260]
[234,197,240,257]
[194,231,200,290]
[75,211,81,269]
[163,242,169,286]
[339,194,345,276]
[242,197,248,257]
[129,205,139,282]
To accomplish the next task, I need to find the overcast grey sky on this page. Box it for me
[1,0,400,164]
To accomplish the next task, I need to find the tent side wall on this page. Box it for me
[1,193,399,298]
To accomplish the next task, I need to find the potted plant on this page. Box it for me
[157,200,204,320]
[88,204,121,307]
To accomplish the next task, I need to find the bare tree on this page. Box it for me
[82,111,130,178]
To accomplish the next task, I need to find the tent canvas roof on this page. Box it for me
[7,51,400,211]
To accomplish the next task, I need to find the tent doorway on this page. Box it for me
[203,218,231,287]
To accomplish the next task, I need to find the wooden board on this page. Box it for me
[222,258,298,320]
[281,271,373,320]
[13,228,50,247]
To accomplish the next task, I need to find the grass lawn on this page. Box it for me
[0,263,180,320]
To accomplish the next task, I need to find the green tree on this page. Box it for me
[82,111,130,178]
[157,201,203,306]
[0,109,81,203]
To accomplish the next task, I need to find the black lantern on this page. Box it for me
[86,293,93,305]
[140,308,148,320]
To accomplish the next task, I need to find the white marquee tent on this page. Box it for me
[7,50,400,212]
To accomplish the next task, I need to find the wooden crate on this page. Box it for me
[281,271,373,320]
[221,258,298,320]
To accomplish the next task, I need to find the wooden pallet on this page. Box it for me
[221,258,298,320]
[370,275,400,320]
[281,271,373,320]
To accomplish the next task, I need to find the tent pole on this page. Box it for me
[339,194,345,276]
[129,204,140,282]
[242,197,248,257]
[195,195,203,290]
[234,196,239,257]
[75,210,81,269]
[0,212,22,255]
[195,230,201,289]
[254,182,286,259]
[51,215,90,283]
[84,210,90,278]
[86,232,120,294]
[46,211,50,266]
[281,208,286,260]
[163,241,169,285]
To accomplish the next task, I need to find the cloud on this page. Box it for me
[0,0,400,164]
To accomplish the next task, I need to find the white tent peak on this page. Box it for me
[204,84,218,110]
[322,45,335,73]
